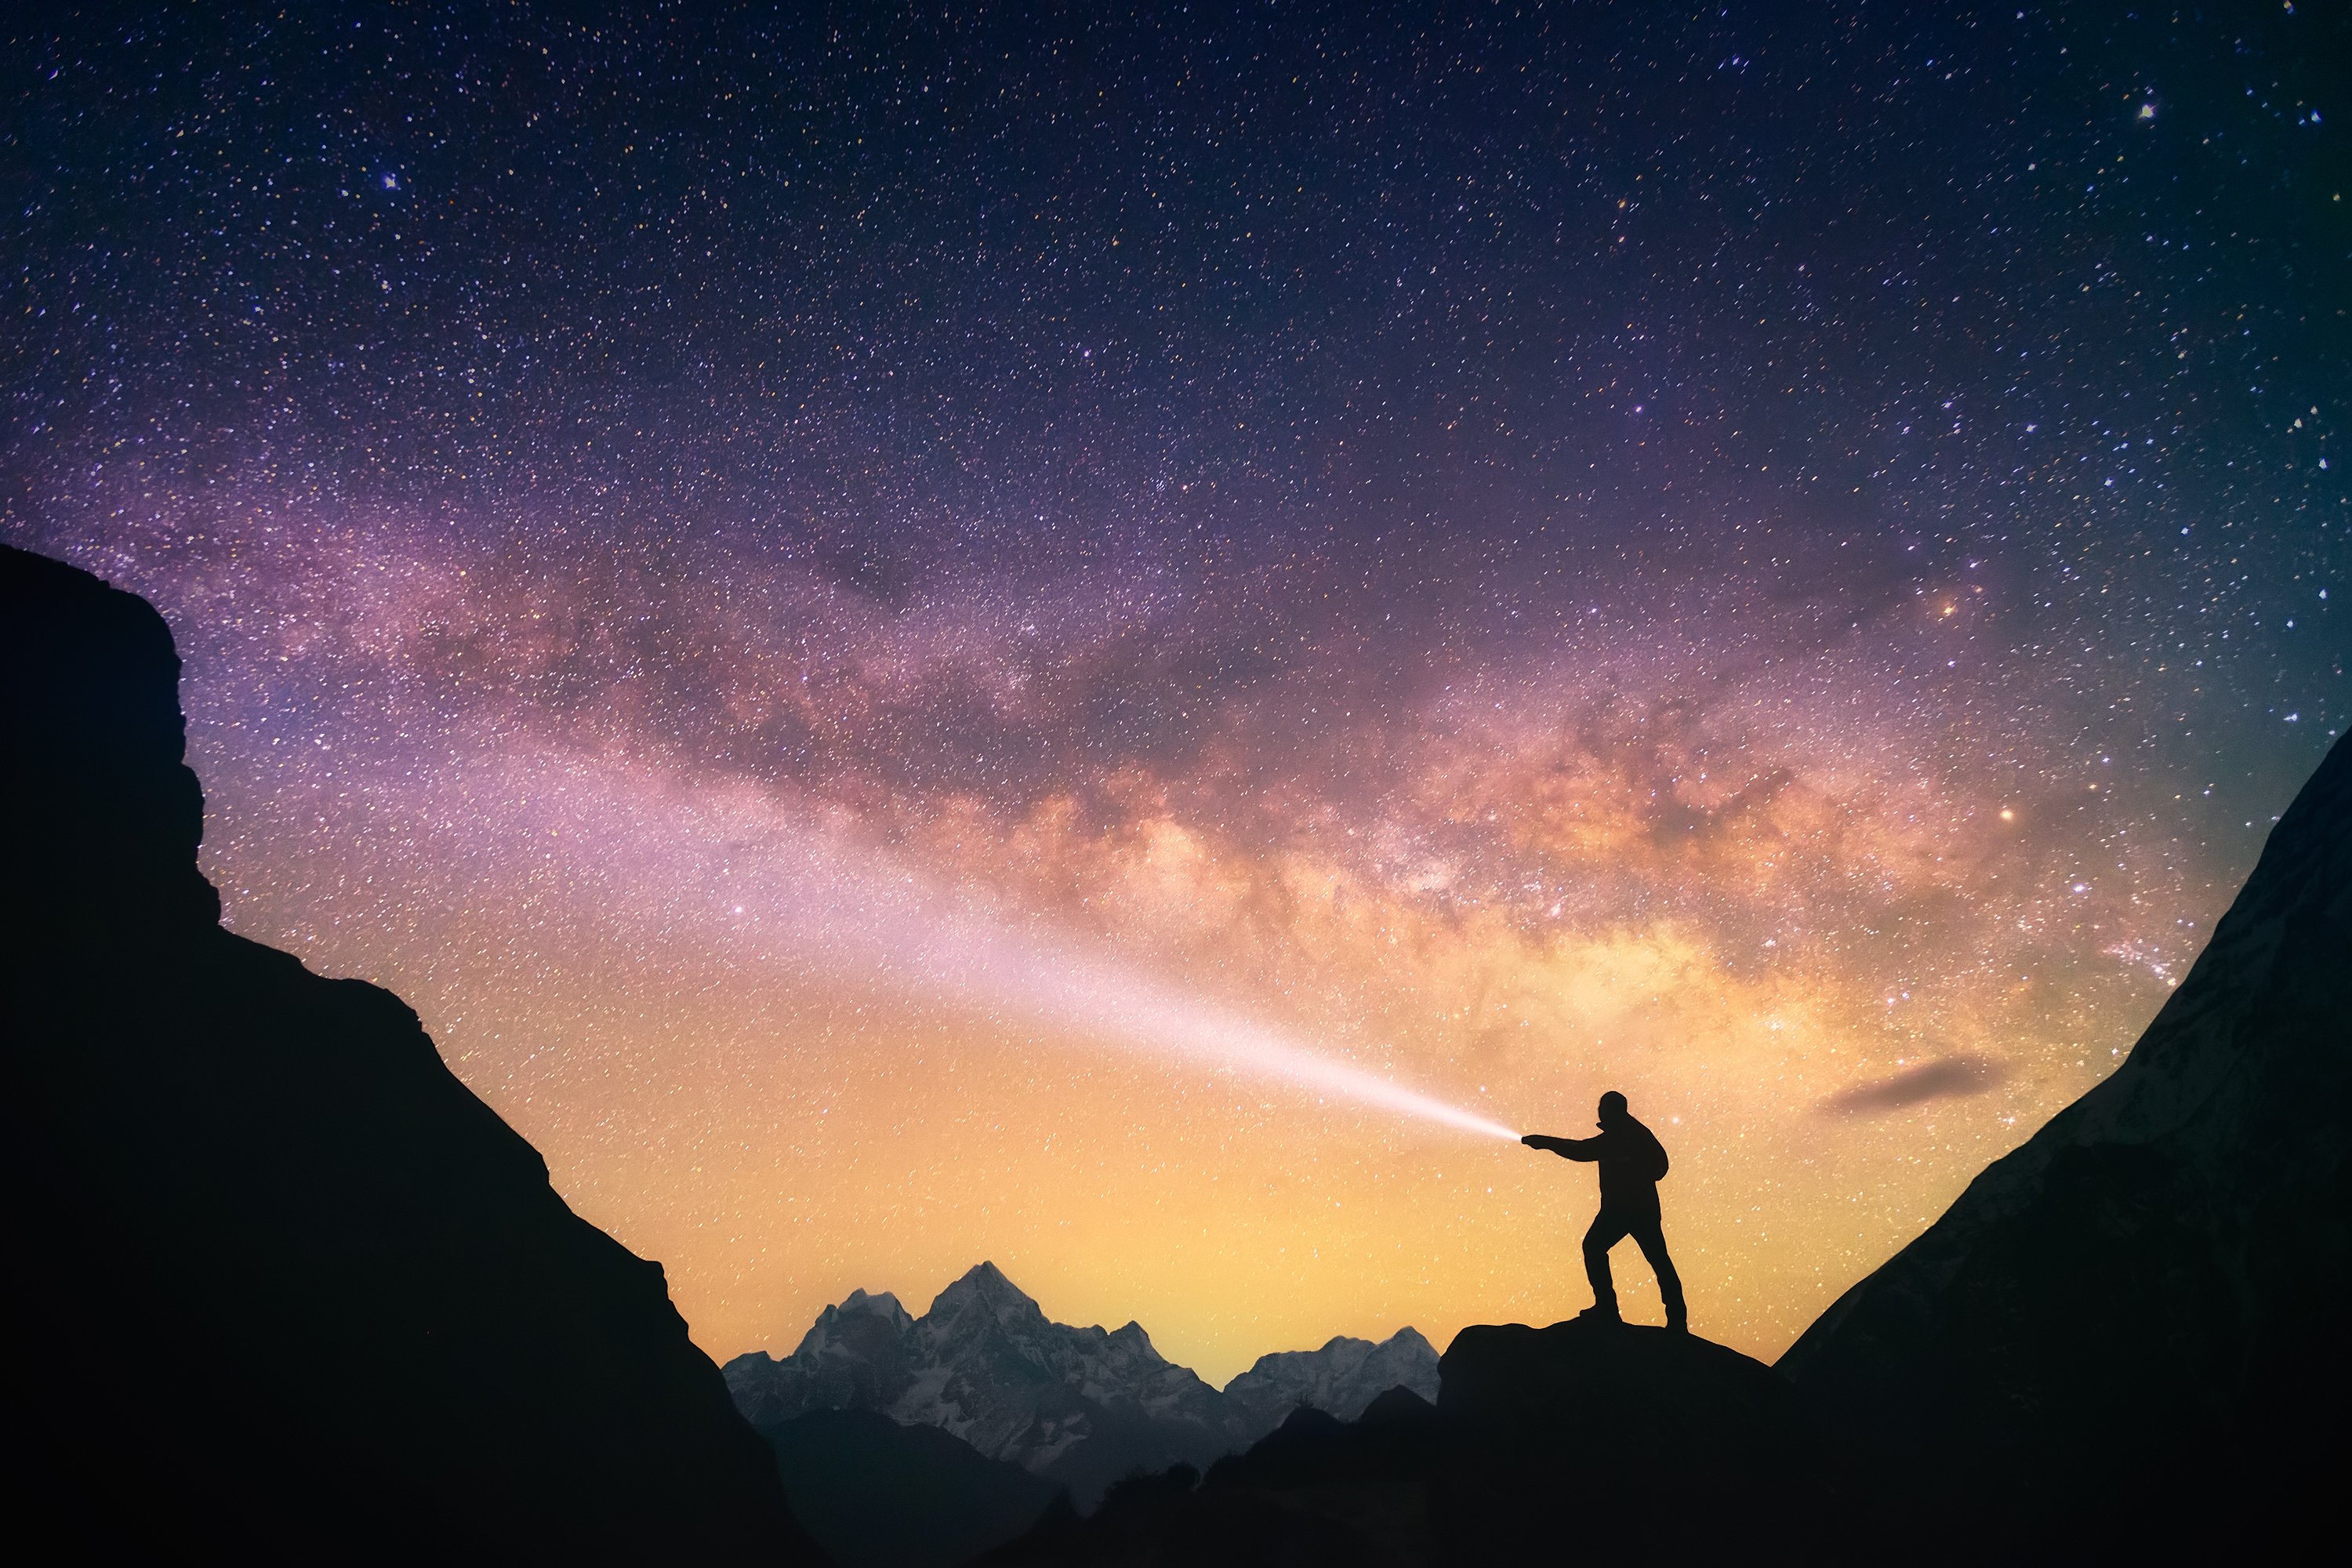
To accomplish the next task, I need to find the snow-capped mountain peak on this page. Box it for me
[723,1265,1439,1506]
[789,1287,912,1359]
[1222,1327,1442,1429]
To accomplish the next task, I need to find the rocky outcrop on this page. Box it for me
[1439,1319,1823,1557]
[728,1262,1249,1506]
[1222,1327,1440,1430]
[2,544,822,1561]
[1780,729,2351,1548]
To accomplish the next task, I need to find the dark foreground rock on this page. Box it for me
[757,1407,1060,1568]
[2,543,823,1560]
[1780,730,2351,1553]
[975,1319,1822,1566]
[1435,1318,1824,1557]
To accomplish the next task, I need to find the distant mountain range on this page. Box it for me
[724,1262,1438,1510]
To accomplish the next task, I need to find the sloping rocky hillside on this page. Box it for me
[4,543,822,1560]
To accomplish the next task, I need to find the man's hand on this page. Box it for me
[1521,1134,1559,1153]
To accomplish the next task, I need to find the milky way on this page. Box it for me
[7,2,2343,1381]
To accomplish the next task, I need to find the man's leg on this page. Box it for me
[1629,1212,1687,1330]
[1581,1210,1633,1319]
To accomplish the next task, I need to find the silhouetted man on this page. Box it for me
[1523,1091,1687,1331]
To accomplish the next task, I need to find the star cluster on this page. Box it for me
[5,2,2342,1381]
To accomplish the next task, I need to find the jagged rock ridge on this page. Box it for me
[2,543,821,1559]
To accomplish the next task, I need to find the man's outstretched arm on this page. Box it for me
[1521,1133,1602,1160]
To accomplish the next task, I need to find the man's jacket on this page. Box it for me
[1550,1116,1671,1212]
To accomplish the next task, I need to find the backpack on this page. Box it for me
[1635,1125,1670,1182]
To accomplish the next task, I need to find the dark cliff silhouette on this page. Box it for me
[1779,729,2351,1552]
[2,545,822,1561]
[1523,1091,1688,1330]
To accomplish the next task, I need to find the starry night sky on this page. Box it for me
[7,2,2343,1381]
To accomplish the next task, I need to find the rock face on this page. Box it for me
[2,544,822,1560]
[728,1262,1252,1506]
[1780,729,2351,1546]
[1222,1328,1440,1431]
